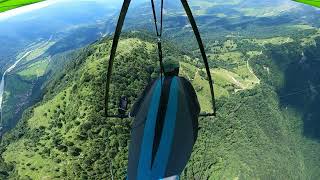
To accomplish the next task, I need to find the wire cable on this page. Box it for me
[150,0,165,89]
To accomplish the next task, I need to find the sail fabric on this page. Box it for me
[0,0,44,13]
[294,0,320,7]
[127,76,200,180]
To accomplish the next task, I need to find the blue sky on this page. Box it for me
[0,0,153,22]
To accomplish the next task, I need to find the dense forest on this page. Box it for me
[0,29,320,179]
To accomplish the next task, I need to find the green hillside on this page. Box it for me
[0,34,162,179]
[0,0,320,179]
[0,30,320,179]
[0,0,44,13]
[295,0,320,7]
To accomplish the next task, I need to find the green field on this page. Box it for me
[295,0,320,7]
[23,41,55,63]
[0,0,44,12]
[17,58,49,80]
[180,60,260,113]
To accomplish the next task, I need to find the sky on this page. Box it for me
[0,0,149,22]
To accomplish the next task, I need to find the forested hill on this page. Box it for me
[0,30,320,179]
[0,32,173,179]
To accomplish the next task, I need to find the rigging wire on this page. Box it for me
[150,0,165,85]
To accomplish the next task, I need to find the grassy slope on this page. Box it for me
[1,29,320,179]
[181,27,320,179]
[3,32,319,179]
[1,37,159,179]
[0,0,44,12]
[17,58,49,80]
[180,61,260,112]
[23,42,55,63]
[3,34,261,178]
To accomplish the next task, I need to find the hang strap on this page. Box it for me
[150,0,163,37]
[151,0,165,78]
[180,0,216,115]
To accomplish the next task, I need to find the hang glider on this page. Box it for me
[294,0,320,7]
[0,0,44,13]
[107,0,215,179]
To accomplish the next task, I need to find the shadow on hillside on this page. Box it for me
[278,45,320,141]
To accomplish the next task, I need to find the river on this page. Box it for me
[0,50,32,122]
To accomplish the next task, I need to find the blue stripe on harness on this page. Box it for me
[152,77,179,179]
[137,79,163,180]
